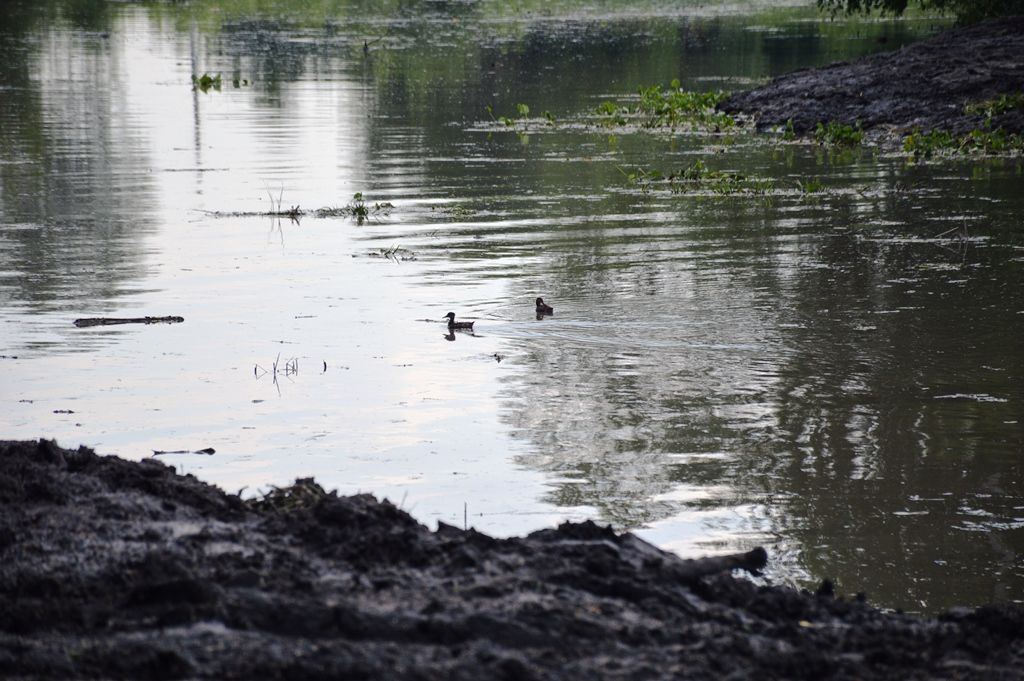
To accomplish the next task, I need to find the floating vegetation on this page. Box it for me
[622,160,774,196]
[903,126,1024,159]
[342,192,394,224]
[201,191,393,223]
[487,102,533,128]
[191,73,221,93]
[367,245,416,262]
[596,80,734,131]
[901,92,1024,159]
[814,120,863,146]
[430,204,476,218]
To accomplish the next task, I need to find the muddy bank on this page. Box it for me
[721,16,1024,138]
[2,440,1024,680]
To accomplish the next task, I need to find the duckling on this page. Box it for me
[443,312,475,330]
[535,297,554,315]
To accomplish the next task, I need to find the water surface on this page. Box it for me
[2,0,1022,613]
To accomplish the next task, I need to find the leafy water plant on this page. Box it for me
[964,92,1024,122]
[618,166,665,193]
[814,120,863,146]
[487,103,533,128]
[902,128,958,158]
[903,126,1024,159]
[596,79,734,131]
[623,159,774,196]
[964,127,1024,152]
[191,73,221,93]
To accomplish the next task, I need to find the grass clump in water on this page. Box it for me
[319,193,394,224]
[814,120,863,146]
[796,177,826,194]
[597,79,734,131]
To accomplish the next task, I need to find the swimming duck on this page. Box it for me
[535,297,554,315]
[443,312,474,330]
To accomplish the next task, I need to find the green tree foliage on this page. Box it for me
[817,0,1024,22]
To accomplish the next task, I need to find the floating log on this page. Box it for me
[152,448,215,456]
[73,316,184,328]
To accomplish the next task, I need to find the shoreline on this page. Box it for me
[721,16,1024,142]
[3,438,1023,679]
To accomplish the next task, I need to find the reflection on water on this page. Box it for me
[2,0,1022,613]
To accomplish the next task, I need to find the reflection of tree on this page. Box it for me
[494,204,793,530]
[764,204,1024,610]
[0,3,155,325]
[495,177,1024,611]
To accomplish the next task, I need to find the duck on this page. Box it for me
[535,297,554,315]
[443,312,474,330]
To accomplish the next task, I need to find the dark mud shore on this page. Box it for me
[3,440,1024,680]
[721,16,1024,139]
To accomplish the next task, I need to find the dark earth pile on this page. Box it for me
[721,16,1024,137]
[2,439,1024,680]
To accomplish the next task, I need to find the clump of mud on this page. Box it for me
[721,16,1024,138]
[2,439,1023,680]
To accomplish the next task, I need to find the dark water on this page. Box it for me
[2,0,1022,613]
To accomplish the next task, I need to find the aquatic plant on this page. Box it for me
[596,79,734,131]
[903,126,1024,159]
[191,73,221,93]
[814,120,863,146]
[622,160,774,196]
[369,244,416,262]
[965,92,1024,121]
[796,177,826,194]
[902,128,958,158]
[782,119,798,141]
[341,192,394,224]
[619,166,665,193]
[487,103,533,128]
[963,127,1024,152]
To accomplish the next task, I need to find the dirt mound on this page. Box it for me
[721,16,1024,137]
[2,439,1023,679]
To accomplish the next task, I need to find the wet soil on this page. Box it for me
[3,440,1024,679]
[721,16,1024,139]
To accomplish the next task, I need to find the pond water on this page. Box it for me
[2,0,1023,614]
